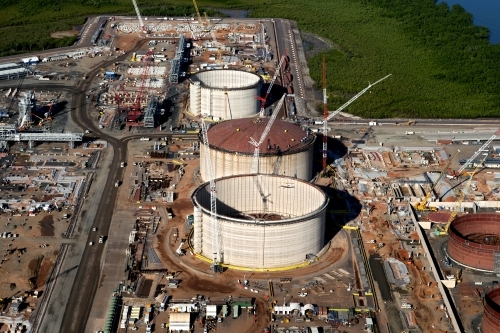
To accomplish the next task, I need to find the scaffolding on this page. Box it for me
[143,96,159,128]
[169,34,186,84]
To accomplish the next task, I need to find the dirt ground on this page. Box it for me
[50,30,79,38]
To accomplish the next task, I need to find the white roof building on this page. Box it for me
[168,312,190,332]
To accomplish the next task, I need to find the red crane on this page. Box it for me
[128,50,154,124]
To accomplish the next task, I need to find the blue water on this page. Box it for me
[438,0,500,44]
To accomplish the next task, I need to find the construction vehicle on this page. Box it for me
[437,154,487,235]
[192,0,210,32]
[249,94,287,173]
[405,120,415,126]
[201,117,223,273]
[256,54,287,117]
[320,58,391,171]
[414,150,460,212]
[455,269,462,283]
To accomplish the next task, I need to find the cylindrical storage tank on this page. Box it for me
[200,118,315,181]
[192,174,329,269]
[189,69,262,119]
[447,213,500,272]
[483,288,500,333]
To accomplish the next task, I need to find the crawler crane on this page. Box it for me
[414,150,460,212]
[320,65,391,171]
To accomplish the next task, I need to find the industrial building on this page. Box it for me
[191,174,329,269]
[483,287,500,333]
[0,63,28,81]
[200,118,315,181]
[189,69,262,119]
[447,213,500,272]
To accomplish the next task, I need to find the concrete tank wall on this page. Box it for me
[192,175,328,269]
[190,70,262,119]
[447,213,500,272]
[483,288,500,333]
[200,144,314,181]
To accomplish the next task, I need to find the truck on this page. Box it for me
[368,121,378,126]
[167,208,173,219]
[160,296,168,311]
[233,305,239,319]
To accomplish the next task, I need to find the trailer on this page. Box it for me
[233,305,239,319]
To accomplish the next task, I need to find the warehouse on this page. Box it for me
[189,69,262,119]
[168,312,191,332]
[200,118,315,181]
[192,174,328,269]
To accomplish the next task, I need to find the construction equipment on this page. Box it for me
[455,269,462,283]
[131,0,148,33]
[456,127,500,176]
[414,150,460,212]
[192,0,210,31]
[129,49,154,124]
[438,154,487,235]
[200,117,222,273]
[256,54,287,117]
[405,120,415,126]
[320,72,391,172]
[249,94,287,173]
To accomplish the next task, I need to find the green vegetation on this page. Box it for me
[0,0,499,118]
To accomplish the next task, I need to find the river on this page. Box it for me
[438,0,500,44]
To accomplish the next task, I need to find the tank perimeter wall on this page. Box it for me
[192,175,328,269]
[447,213,500,272]
[483,288,500,333]
[189,70,261,119]
[199,144,314,181]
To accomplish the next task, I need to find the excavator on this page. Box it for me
[414,150,460,212]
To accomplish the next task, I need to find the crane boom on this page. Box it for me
[457,127,500,174]
[415,150,460,211]
[250,94,287,173]
[442,155,487,235]
[201,117,221,271]
[321,74,391,172]
[259,54,286,117]
[325,74,392,123]
[131,0,145,29]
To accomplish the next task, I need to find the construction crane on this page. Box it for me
[200,117,222,273]
[192,0,210,31]
[257,54,287,117]
[131,0,147,33]
[322,55,328,171]
[320,73,392,172]
[414,150,460,212]
[249,94,287,174]
[129,50,154,123]
[438,154,487,235]
[456,127,500,176]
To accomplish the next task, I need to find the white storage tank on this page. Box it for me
[192,174,329,269]
[189,69,262,119]
[200,118,315,181]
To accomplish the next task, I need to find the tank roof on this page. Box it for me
[207,118,314,155]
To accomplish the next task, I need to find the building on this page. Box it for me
[189,69,262,119]
[200,118,315,181]
[168,312,191,332]
[192,174,329,269]
[0,63,27,81]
